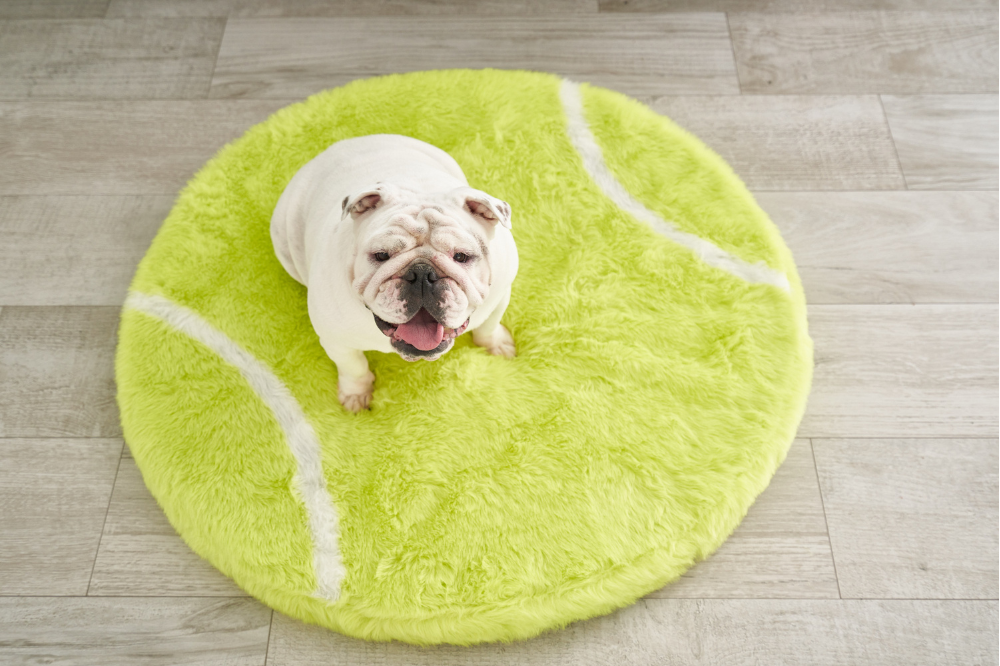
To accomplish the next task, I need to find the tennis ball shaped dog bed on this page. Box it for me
[116,68,813,646]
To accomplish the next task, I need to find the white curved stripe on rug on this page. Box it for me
[559,79,790,292]
[124,291,345,603]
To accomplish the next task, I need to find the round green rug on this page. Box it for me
[115,68,813,646]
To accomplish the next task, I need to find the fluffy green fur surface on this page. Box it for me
[116,69,813,646]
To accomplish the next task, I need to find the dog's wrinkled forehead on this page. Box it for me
[342,182,512,234]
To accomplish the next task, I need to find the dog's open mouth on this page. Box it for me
[373,308,470,351]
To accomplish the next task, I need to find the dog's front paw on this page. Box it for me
[473,323,516,359]
[338,371,375,413]
[339,388,372,413]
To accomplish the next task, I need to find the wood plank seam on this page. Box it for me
[878,94,911,190]
[85,449,125,596]
[810,438,843,600]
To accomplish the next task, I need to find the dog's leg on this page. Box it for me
[321,340,375,412]
[472,288,516,358]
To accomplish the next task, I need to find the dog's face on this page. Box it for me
[344,182,512,362]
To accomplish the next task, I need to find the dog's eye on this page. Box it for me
[373,252,390,262]
[453,252,469,263]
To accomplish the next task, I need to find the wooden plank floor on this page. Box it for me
[0,2,996,664]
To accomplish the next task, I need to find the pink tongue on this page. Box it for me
[395,308,444,351]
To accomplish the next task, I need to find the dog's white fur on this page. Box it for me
[271,134,518,412]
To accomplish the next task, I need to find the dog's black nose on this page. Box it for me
[403,263,438,285]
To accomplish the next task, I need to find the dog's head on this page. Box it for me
[345,181,512,361]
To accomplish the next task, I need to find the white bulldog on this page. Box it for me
[270,134,519,412]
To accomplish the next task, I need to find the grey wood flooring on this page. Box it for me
[0,2,996,664]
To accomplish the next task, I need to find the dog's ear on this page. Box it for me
[341,183,391,221]
[459,188,512,230]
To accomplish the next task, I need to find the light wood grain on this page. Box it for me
[730,11,999,94]
[108,0,233,16]
[814,438,999,600]
[647,439,838,599]
[209,15,739,99]
[0,306,122,438]
[109,0,234,16]
[882,94,999,190]
[108,0,598,17]
[89,459,248,596]
[0,597,271,666]
[0,19,225,100]
[0,196,171,306]
[757,191,999,304]
[0,0,109,19]
[801,304,998,438]
[602,0,1000,9]
[0,100,291,195]
[644,95,905,190]
[0,439,121,595]
[266,599,998,665]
